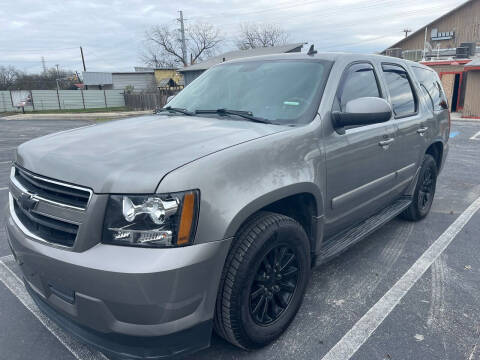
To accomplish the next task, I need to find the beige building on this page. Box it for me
[383,0,480,118]
[153,69,183,88]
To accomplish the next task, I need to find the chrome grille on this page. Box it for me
[14,166,91,210]
[12,200,77,247]
[9,165,92,248]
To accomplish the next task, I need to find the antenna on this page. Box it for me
[307,44,317,56]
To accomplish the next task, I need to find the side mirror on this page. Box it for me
[166,95,175,104]
[332,97,392,132]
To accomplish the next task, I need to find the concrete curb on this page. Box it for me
[451,117,480,122]
[0,110,152,121]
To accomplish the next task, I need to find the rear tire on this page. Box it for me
[400,154,437,221]
[214,212,310,350]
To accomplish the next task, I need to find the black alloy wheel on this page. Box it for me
[400,154,437,221]
[214,212,310,350]
[418,166,435,211]
[249,245,299,325]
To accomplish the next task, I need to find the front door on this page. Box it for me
[323,62,398,238]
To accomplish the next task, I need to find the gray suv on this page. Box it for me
[6,52,449,359]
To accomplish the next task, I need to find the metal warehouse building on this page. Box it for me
[383,0,480,118]
[178,43,305,86]
[82,71,156,91]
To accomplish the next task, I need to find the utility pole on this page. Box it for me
[41,57,47,73]
[80,46,87,89]
[55,64,60,76]
[403,29,412,38]
[177,11,187,66]
[80,46,87,71]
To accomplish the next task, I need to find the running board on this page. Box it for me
[317,198,412,265]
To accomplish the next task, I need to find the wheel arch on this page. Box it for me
[224,183,324,255]
[426,140,444,172]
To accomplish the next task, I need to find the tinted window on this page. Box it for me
[412,66,446,112]
[168,60,332,125]
[382,64,416,117]
[334,63,380,111]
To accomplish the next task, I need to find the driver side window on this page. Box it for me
[333,63,381,112]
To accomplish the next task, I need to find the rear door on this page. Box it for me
[411,65,450,139]
[323,62,398,237]
[380,63,424,191]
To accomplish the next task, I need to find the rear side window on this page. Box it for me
[334,63,381,112]
[412,66,446,112]
[382,64,417,117]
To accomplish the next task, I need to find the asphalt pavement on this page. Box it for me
[0,119,479,360]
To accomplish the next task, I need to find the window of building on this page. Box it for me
[334,63,381,112]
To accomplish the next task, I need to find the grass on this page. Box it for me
[0,112,17,117]
[24,107,131,114]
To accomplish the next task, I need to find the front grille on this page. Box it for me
[13,200,77,247]
[15,166,91,209]
[10,165,92,248]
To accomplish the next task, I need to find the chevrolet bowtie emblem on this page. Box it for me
[18,193,39,211]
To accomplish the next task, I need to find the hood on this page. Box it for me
[16,115,287,193]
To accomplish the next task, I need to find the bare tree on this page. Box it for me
[143,22,222,67]
[0,66,18,90]
[237,23,289,50]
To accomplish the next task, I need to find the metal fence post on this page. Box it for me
[9,90,14,110]
[30,90,35,111]
[103,90,107,109]
[56,88,61,109]
[81,89,86,110]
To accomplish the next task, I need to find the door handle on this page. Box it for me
[417,126,428,135]
[379,138,394,147]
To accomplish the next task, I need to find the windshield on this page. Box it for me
[167,59,332,125]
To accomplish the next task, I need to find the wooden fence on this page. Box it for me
[125,90,182,110]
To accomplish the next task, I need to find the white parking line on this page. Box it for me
[0,255,108,360]
[321,195,480,360]
[470,130,480,140]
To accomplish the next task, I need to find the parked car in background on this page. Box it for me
[6,52,449,359]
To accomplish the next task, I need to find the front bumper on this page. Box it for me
[6,214,231,359]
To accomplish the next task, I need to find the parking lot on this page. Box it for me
[0,118,479,360]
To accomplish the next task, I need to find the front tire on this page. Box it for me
[214,212,310,350]
[401,154,437,221]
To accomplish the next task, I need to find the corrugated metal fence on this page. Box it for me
[0,90,125,112]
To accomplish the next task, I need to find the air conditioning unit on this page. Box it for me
[455,47,469,58]
[460,42,476,57]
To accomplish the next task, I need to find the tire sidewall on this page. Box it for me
[414,155,438,218]
[236,220,310,348]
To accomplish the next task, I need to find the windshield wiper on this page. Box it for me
[155,106,194,116]
[195,108,273,124]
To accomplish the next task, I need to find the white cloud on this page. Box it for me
[0,0,467,73]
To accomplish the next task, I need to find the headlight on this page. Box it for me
[102,190,199,247]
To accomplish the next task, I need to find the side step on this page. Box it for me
[317,198,412,265]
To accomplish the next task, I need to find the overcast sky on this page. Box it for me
[0,0,466,73]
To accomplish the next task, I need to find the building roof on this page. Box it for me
[384,0,475,51]
[112,71,155,75]
[178,43,305,72]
